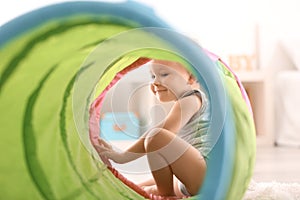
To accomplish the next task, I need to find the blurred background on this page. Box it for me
[1,0,299,185]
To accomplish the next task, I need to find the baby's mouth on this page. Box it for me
[156,89,167,93]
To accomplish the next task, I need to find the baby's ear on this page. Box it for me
[188,74,200,89]
[188,74,197,84]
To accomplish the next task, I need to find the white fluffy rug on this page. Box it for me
[243,180,300,200]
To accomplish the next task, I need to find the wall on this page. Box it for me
[141,0,300,70]
[1,0,299,69]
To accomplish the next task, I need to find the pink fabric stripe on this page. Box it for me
[88,58,158,199]
[204,49,253,115]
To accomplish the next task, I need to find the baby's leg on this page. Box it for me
[138,178,160,196]
[144,128,206,196]
[138,178,155,187]
[140,177,186,198]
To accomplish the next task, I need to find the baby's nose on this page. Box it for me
[152,79,161,86]
[152,76,161,84]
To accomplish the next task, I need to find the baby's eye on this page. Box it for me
[150,74,155,79]
[161,73,169,77]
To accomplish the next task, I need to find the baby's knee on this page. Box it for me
[144,128,167,151]
[146,128,165,138]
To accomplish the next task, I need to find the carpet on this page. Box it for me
[243,180,300,200]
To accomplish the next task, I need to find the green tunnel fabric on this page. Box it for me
[0,1,256,200]
[0,17,143,200]
[215,59,256,199]
[0,3,152,200]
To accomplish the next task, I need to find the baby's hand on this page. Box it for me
[95,138,113,166]
[97,138,112,151]
[95,138,126,164]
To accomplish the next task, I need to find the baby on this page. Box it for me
[96,59,210,198]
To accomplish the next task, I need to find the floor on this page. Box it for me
[253,134,300,183]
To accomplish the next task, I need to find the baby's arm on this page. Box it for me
[95,137,145,164]
[159,94,201,133]
[95,94,201,164]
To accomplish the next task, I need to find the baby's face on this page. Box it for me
[149,60,193,102]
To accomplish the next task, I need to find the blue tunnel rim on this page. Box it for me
[0,1,170,47]
[0,1,236,199]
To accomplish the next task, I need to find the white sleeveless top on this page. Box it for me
[177,89,211,159]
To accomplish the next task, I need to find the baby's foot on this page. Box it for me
[143,185,160,196]
[143,185,179,199]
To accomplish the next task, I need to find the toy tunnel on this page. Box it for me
[0,1,256,200]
